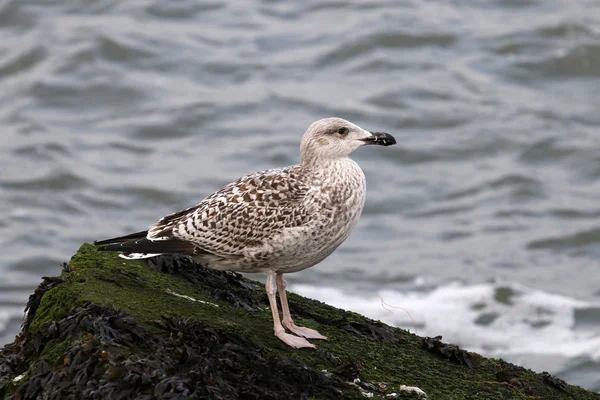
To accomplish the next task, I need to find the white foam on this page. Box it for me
[0,309,14,345]
[292,281,600,365]
[0,304,27,346]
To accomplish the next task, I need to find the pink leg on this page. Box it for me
[276,272,327,340]
[265,271,315,349]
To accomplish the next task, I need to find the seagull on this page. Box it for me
[96,117,396,348]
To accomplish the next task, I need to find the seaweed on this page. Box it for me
[1,244,599,400]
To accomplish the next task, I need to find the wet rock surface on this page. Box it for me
[147,255,264,312]
[2,302,347,399]
[1,244,599,400]
[421,335,474,368]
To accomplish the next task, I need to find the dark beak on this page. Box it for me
[361,131,396,146]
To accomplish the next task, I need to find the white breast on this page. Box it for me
[265,158,367,273]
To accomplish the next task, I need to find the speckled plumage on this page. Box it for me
[97,117,396,348]
[145,159,366,273]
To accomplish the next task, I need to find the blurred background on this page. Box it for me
[1,0,599,391]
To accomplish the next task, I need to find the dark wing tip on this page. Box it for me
[94,230,149,246]
[97,236,198,256]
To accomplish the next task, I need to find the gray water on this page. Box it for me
[1,0,600,391]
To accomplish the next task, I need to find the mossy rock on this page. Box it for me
[0,244,598,399]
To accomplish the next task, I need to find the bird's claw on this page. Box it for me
[283,322,328,340]
[275,329,316,349]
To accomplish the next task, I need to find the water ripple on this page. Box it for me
[316,31,456,68]
[1,0,600,390]
[0,43,46,81]
[527,228,600,251]
[444,174,544,201]
[0,171,88,191]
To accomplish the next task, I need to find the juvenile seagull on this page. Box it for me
[96,118,396,349]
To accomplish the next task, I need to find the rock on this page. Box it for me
[0,244,599,399]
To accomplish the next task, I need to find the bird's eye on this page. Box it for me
[337,127,349,135]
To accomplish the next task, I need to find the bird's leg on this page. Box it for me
[266,271,315,349]
[276,272,328,340]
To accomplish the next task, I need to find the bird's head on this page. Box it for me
[300,117,396,166]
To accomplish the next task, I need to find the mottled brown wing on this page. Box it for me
[147,166,317,256]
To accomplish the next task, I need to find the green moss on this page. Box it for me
[29,285,79,333]
[30,244,235,335]
[12,244,600,399]
[1,379,15,400]
[38,338,70,366]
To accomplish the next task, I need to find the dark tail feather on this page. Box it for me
[98,237,197,256]
[94,230,149,246]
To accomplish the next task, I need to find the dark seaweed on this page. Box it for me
[421,335,474,368]
[2,301,349,400]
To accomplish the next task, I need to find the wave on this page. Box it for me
[292,281,600,367]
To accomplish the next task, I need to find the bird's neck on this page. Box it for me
[301,156,365,184]
[302,154,345,170]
